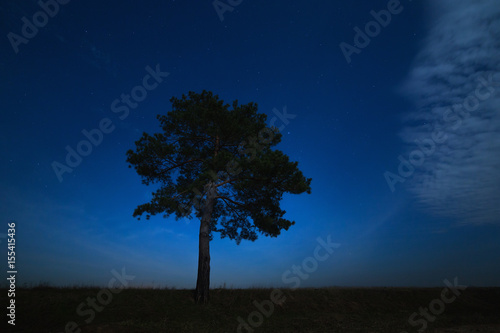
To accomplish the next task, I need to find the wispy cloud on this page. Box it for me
[400,0,500,225]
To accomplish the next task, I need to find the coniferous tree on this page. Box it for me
[126,91,311,303]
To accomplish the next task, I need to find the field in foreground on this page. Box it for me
[1,286,499,332]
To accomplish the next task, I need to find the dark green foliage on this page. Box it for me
[127,90,311,244]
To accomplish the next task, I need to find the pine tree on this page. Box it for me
[126,90,311,304]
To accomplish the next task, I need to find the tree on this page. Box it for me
[126,90,311,304]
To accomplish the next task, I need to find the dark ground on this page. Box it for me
[1,286,499,332]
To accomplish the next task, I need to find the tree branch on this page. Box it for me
[215,178,239,188]
[216,195,248,209]
[160,158,204,175]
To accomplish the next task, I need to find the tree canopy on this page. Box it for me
[127,90,311,244]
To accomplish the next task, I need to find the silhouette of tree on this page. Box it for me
[126,90,311,304]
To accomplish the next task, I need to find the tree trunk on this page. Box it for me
[195,183,216,304]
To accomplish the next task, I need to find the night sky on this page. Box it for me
[1,0,499,289]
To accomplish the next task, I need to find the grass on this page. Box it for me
[2,286,500,332]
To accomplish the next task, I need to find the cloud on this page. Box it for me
[400,0,500,225]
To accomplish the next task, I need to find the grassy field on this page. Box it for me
[2,286,500,332]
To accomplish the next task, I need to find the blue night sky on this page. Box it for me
[1,0,499,289]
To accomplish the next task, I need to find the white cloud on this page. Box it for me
[401,0,500,225]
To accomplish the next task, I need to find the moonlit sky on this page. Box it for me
[1,0,499,289]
